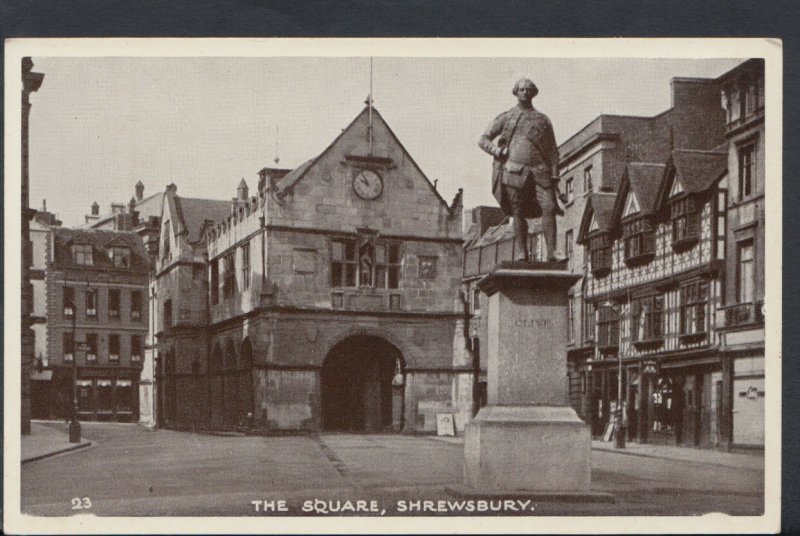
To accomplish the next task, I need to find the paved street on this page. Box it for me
[21,422,763,517]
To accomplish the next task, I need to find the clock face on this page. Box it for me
[353,169,383,200]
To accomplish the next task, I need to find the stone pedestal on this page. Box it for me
[462,262,594,495]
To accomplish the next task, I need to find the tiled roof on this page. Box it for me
[577,193,616,244]
[626,162,666,215]
[52,228,149,272]
[173,197,231,243]
[671,149,728,193]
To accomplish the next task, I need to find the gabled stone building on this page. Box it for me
[156,105,467,432]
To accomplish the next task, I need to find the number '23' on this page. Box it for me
[71,497,92,509]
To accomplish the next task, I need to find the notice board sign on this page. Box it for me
[436,413,455,436]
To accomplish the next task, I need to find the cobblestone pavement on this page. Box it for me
[20,422,763,517]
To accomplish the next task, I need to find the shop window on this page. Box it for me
[671,196,700,248]
[130,290,142,320]
[131,335,142,362]
[86,333,98,362]
[738,143,756,200]
[589,232,612,276]
[597,304,619,350]
[241,241,251,288]
[63,332,74,362]
[110,246,130,268]
[96,379,113,415]
[85,289,97,318]
[652,377,676,433]
[109,334,120,362]
[109,289,120,318]
[418,256,438,279]
[72,243,93,266]
[737,240,755,303]
[77,380,92,413]
[331,239,357,287]
[680,281,708,339]
[63,287,75,317]
[210,260,219,304]
[631,295,664,346]
[623,217,655,264]
[116,380,133,414]
[222,252,236,298]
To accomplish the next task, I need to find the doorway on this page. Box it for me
[321,335,404,432]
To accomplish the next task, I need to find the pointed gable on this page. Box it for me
[656,148,728,210]
[623,191,641,217]
[669,177,684,197]
[610,162,666,229]
[577,192,617,244]
[272,106,452,212]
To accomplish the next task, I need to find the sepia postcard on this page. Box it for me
[4,38,782,534]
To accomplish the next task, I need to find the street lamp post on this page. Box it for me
[615,344,626,449]
[603,298,626,449]
[68,298,81,443]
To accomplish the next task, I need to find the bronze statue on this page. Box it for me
[479,78,564,262]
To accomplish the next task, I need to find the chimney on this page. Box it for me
[91,201,99,216]
[237,178,249,201]
[135,181,144,201]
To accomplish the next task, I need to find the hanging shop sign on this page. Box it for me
[642,360,659,375]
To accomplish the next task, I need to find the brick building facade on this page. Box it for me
[156,106,468,433]
[45,228,149,422]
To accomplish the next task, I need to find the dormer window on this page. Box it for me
[72,243,93,266]
[110,246,131,268]
[623,216,655,264]
[671,195,700,249]
[588,232,612,277]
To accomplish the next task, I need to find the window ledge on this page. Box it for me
[632,339,664,351]
[679,332,708,344]
[591,267,611,278]
[671,236,699,252]
[624,252,655,267]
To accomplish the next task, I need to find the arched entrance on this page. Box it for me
[321,335,405,432]
[238,339,254,427]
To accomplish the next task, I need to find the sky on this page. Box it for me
[27,56,743,227]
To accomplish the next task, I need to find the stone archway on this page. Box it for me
[209,344,224,427]
[238,338,254,427]
[321,335,405,432]
[223,340,238,427]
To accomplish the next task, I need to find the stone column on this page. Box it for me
[461,262,594,495]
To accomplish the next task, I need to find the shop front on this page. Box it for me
[630,356,722,448]
[58,367,140,422]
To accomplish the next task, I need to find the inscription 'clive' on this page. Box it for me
[514,318,550,328]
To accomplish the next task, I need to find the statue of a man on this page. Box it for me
[479,78,563,262]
